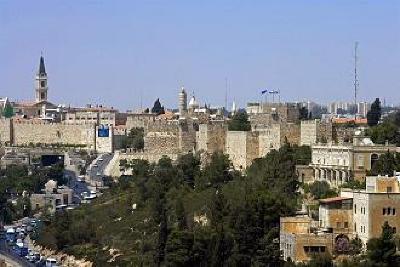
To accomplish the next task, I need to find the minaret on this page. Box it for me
[178,86,187,115]
[35,55,48,103]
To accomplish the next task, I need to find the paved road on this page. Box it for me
[65,169,90,204]
[89,153,113,186]
[0,239,34,267]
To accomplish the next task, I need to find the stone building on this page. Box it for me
[12,55,58,119]
[30,180,73,213]
[196,122,227,154]
[281,175,400,263]
[0,150,29,169]
[225,131,259,170]
[0,118,12,146]
[64,106,126,126]
[178,87,188,115]
[247,102,301,125]
[126,113,157,130]
[341,175,400,246]
[318,197,353,234]
[309,136,397,186]
[143,119,196,155]
[300,119,333,146]
[280,216,334,263]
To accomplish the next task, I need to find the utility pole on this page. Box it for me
[354,42,359,121]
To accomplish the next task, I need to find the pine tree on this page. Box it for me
[367,98,382,126]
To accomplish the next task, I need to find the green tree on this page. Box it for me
[176,153,200,188]
[367,98,382,126]
[165,230,194,267]
[2,103,14,118]
[305,252,333,267]
[306,181,337,200]
[299,107,309,120]
[197,152,234,189]
[228,111,251,131]
[369,152,400,176]
[125,127,144,150]
[367,221,400,266]
[151,98,165,115]
[366,121,400,146]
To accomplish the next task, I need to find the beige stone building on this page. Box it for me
[281,175,400,263]
[30,180,73,213]
[310,136,396,186]
[341,175,400,246]
[300,119,333,146]
[280,216,334,263]
[225,131,259,170]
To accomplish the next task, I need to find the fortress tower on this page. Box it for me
[178,86,187,115]
[35,55,48,103]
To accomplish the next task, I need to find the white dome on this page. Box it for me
[189,96,199,108]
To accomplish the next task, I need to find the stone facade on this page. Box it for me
[12,120,97,149]
[225,131,259,170]
[256,123,300,157]
[344,176,400,246]
[301,120,333,146]
[310,136,397,186]
[196,122,227,153]
[144,119,196,155]
[0,118,12,145]
[280,216,333,263]
[126,113,157,130]
[248,102,301,125]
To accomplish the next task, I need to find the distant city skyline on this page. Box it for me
[0,1,399,111]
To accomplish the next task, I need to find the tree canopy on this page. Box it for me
[367,98,382,126]
[228,111,251,131]
[151,98,165,115]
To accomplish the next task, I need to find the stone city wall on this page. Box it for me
[196,123,227,154]
[257,124,281,157]
[125,113,157,131]
[144,119,197,155]
[225,131,259,170]
[12,120,96,149]
[0,118,12,145]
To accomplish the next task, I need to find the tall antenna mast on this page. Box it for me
[354,42,359,121]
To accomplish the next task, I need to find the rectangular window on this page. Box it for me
[388,208,391,215]
[393,208,396,216]
[393,227,397,234]
[344,222,349,228]
[383,208,386,215]
[355,222,357,232]
[337,222,341,229]
[354,204,357,214]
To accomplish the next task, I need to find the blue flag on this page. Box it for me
[261,89,268,95]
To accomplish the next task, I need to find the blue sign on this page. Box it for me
[98,125,110,137]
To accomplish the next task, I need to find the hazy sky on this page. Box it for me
[0,1,399,111]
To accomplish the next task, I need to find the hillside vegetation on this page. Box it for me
[36,145,308,266]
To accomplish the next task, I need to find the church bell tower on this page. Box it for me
[35,55,48,103]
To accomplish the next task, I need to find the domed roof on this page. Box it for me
[189,96,199,108]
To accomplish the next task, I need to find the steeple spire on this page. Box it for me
[39,55,46,75]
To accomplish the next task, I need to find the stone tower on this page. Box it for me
[178,86,187,115]
[35,55,48,103]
